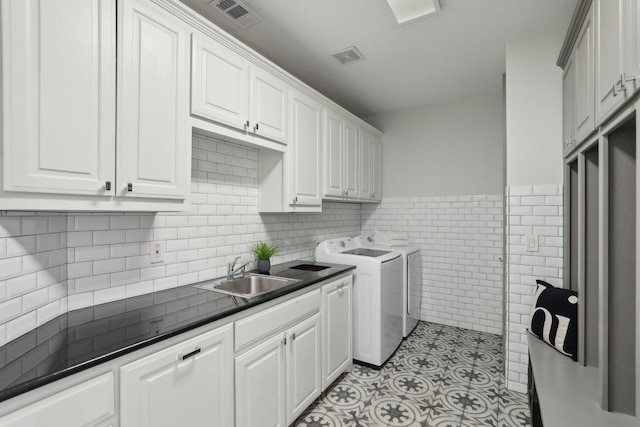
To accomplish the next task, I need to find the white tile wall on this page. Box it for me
[63,134,361,309]
[0,213,67,347]
[505,185,563,392]
[361,195,504,335]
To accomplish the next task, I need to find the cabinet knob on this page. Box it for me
[291,333,296,342]
[127,183,133,192]
[293,196,298,204]
[254,123,259,132]
[103,181,111,191]
[244,120,250,130]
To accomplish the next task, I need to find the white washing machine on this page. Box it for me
[315,237,403,368]
[354,234,422,337]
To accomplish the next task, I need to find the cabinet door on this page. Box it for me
[324,110,345,197]
[575,6,595,142]
[595,0,627,124]
[251,66,289,144]
[322,277,352,390]
[1,0,116,196]
[289,90,322,207]
[359,130,372,199]
[0,373,114,427]
[371,136,382,200]
[344,120,360,198]
[120,324,234,427]
[191,32,250,131]
[236,333,286,427]
[286,314,322,425]
[562,56,576,156]
[118,0,190,199]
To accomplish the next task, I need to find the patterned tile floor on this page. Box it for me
[294,321,531,427]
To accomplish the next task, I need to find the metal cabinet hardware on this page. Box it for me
[244,120,250,130]
[345,190,349,196]
[104,181,111,191]
[291,333,296,342]
[181,347,201,360]
[282,337,287,346]
[127,183,133,192]
[254,123,259,131]
[293,196,298,204]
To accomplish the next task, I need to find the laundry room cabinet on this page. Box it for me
[0,0,192,210]
[191,32,289,145]
[321,276,353,389]
[359,129,382,201]
[323,109,360,200]
[594,0,639,125]
[120,324,234,427]
[235,309,321,426]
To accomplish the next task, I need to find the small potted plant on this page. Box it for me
[251,242,279,274]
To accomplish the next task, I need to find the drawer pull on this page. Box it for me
[181,347,201,360]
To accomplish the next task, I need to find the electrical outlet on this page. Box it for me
[150,241,165,263]
[524,234,539,252]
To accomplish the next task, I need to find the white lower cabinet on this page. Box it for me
[235,291,324,427]
[322,276,353,390]
[235,332,287,427]
[0,373,114,427]
[286,314,322,424]
[120,324,234,427]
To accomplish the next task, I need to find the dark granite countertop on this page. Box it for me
[0,260,355,404]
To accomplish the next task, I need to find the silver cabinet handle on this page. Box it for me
[127,183,133,192]
[244,120,249,130]
[103,181,111,191]
[291,333,296,342]
[254,123,259,132]
[293,196,298,204]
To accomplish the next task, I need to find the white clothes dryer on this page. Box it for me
[354,234,422,337]
[315,237,403,368]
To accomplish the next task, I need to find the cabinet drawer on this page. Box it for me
[235,289,320,350]
[0,373,114,427]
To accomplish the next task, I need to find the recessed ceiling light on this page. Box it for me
[332,46,365,64]
[386,0,440,25]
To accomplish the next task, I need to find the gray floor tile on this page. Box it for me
[293,321,529,427]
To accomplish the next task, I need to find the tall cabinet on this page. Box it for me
[548,0,640,425]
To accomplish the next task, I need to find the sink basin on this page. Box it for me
[290,264,330,272]
[193,273,301,298]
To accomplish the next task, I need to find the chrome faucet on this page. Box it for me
[227,256,252,280]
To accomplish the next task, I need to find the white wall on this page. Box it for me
[506,28,565,186]
[366,91,505,197]
[504,25,566,393]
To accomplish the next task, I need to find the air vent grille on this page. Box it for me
[332,46,365,64]
[210,0,262,28]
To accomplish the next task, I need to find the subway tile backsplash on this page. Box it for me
[0,134,361,346]
[361,194,505,335]
[504,185,563,392]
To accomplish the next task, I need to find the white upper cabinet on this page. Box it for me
[324,110,345,198]
[562,55,577,156]
[117,0,190,200]
[0,0,191,210]
[191,33,250,131]
[359,130,372,200]
[191,33,289,145]
[574,5,595,142]
[594,0,638,125]
[371,135,382,201]
[323,109,360,200]
[1,0,116,197]
[288,89,323,210]
[250,66,289,143]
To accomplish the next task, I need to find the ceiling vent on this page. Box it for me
[332,46,365,65]
[209,0,262,28]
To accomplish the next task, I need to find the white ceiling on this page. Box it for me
[180,0,577,118]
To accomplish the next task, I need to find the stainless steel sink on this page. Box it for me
[193,273,301,298]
